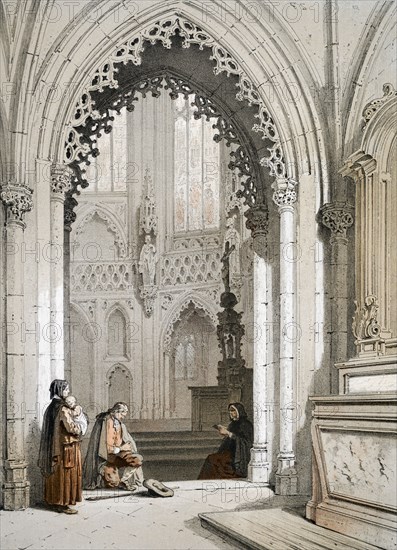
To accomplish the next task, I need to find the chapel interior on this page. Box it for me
[0,1,396,549]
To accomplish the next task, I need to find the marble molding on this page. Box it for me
[306,394,397,550]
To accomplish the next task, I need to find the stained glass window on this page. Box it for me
[86,108,127,192]
[174,95,220,232]
[174,336,197,380]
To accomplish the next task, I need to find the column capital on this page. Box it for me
[319,201,354,241]
[245,205,269,238]
[245,205,268,257]
[0,182,33,229]
[272,178,298,209]
[51,164,72,198]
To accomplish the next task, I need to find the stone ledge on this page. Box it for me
[199,508,383,550]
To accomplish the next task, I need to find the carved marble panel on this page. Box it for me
[321,430,396,508]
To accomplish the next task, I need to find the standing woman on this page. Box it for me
[38,379,83,514]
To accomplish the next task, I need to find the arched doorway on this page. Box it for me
[59,15,304,489]
[1,4,329,506]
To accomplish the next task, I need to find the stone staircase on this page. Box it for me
[132,430,221,481]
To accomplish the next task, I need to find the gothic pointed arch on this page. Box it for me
[73,202,128,258]
[161,291,218,354]
[342,0,397,155]
[106,363,133,413]
[104,302,130,360]
[13,1,327,212]
[41,11,323,229]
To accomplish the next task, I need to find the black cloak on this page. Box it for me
[218,402,253,477]
[82,411,108,489]
[38,379,69,477]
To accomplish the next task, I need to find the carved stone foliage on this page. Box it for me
[362,83,397,129]
[272,178,298,208]
[139,285,158,317]
[173,235,220,251]
[51,164,72,195]
[160,250,222,286]
[71,262,132,293]
[197,287,221,304]
[0,183,33,228]
[63,16,286,219]
[245,206,269,238]
[352,295,381,340]
[264,142,287,180]
[161,294,174,310]
[319,201,354,239]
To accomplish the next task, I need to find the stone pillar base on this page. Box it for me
[3,460,30,510]
[248,445,270,483]
[275,472,298,495]
[275,455,298,495]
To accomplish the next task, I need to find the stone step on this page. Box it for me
[131,430,219,480]
[133,430,220,442]
[199,508,382,550]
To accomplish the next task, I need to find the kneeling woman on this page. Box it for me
[198,402,253,479]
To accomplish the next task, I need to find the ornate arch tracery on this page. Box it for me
[163,294,218,354]
[74,203,128,258]
[62,16,293,224]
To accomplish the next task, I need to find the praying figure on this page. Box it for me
[139,235,157,286]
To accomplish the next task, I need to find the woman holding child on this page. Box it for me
[38,379,87,514]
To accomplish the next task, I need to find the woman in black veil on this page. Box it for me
[198,402,253,479]
[38,379,83,514]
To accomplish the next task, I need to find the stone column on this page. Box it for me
[319,201,354,389]
[0,182,33,509]
[163,351,171,419]
[246,206,270,483]
[50,165,72,380]
[273,178,299,495]
[64,195,77,383]
[63,226,71,382]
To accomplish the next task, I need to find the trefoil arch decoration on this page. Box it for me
[62,16,293,224]
[74,203,128,258]
[163,294,218,354]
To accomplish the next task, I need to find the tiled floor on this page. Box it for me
[0,481,275,550]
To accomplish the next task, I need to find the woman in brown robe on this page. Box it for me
[38,379,83,514]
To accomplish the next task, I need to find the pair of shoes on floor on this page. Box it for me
[55,505,78,514]
[143,479,174,498]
